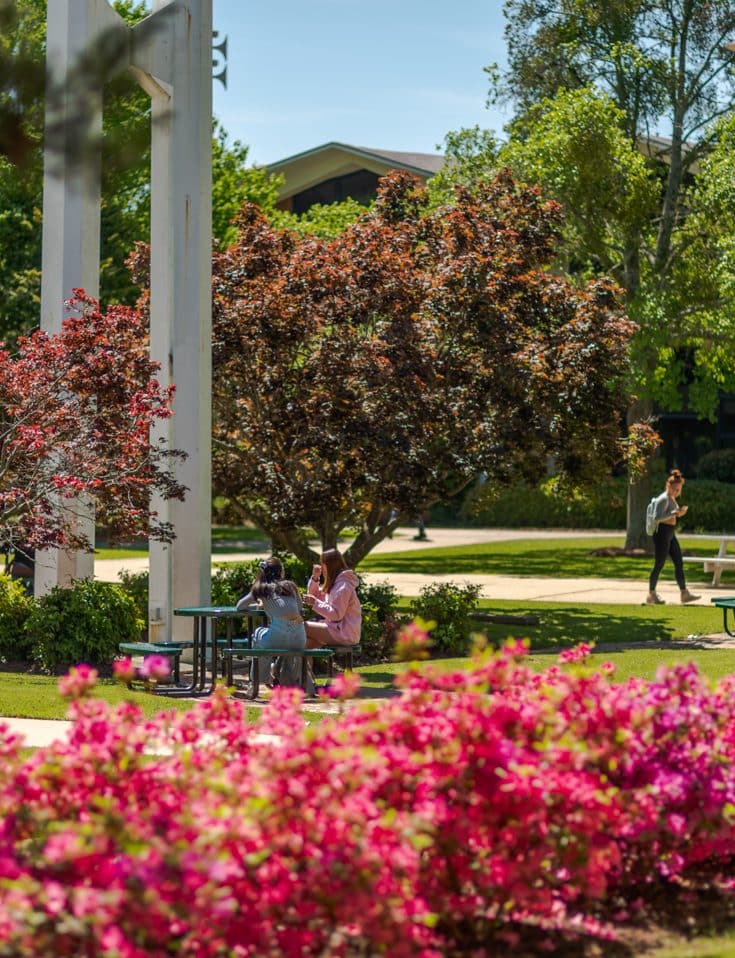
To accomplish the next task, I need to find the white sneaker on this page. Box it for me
[681,590,701,604]
[646,592,666,605]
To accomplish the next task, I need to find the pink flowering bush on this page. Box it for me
[1,636,735,955]
[113,654,171,691]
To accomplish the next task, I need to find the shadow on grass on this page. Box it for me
[478,604,700,650]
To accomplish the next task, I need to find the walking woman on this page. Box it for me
[236,556,306,686]
[647,469,700,605]
[304,548,362,648]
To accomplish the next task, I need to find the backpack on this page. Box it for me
[645,496,659,536]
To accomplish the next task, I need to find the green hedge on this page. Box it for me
[460,477,735,533]
[26,580,143,674]
[696,449,735,483]
[0,575,34,663]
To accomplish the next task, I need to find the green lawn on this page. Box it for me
[649,933,735,958]
[0,673,263,722]
[356,645,735,688]
[3,638,733,723]
[361,534,735,585]
[95,524,267,560]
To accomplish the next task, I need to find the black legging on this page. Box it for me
[649,523,686,592]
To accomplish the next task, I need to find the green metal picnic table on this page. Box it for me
[710,596,735,638]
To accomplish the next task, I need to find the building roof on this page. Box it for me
[267,142,445,176]
[267,142,445,203]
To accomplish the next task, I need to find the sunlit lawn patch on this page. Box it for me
[362,534,735,585]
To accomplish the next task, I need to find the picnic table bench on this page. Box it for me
[118,641,188,684]
[220,644,335,699]
[681,534,735,587]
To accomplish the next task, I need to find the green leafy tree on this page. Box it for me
[0,0,45,167]
[0,0,153,340]
[500,89,657,284]
[427,126,500,206]
[212,122,282,247]
[499,0,735,547]
[134,170,635,565]
[271,197,367,239]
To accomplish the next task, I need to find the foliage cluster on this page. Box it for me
[0,291,186,553]
[460,476,735,533]
[493,1,735,546]
[211,554,312,606]
[24,579,142,674]
[354,578,402,660]
[696,449,735,484]
[115,569,149,627]
[0,1,284,343]
[4,641,735,953]
[134,167,636,566]
[0,574,33,662]
[409,582,481,654]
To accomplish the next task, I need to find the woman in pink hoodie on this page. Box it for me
[304,548,362,648]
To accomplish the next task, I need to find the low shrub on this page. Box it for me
[409,581,481,654]
[356,577,403,661]
[25,579,143,674]
[116,569,149,624]
[462,476,628,528]
[676,478,735,532]
[5,640,735,954]
[462,475,735,532]
[0,574,34,663]
[696,447,735,483]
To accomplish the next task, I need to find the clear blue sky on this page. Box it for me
[212,0,510,167]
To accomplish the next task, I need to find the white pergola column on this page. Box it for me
[133,0,213,642]
[40,0,213,640]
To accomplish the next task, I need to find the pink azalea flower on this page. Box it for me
[393,620,432,662]
[323,671,362,700]
[558,642,594,664]
[138,655,170,681]
[113,657,136,685]
[57,663,98,699]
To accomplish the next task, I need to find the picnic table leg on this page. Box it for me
[155,621,199,696]
[250,656,260,700]
[301,656,309,693]
[198,617,208,692]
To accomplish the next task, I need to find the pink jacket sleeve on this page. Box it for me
[308,578,353,622]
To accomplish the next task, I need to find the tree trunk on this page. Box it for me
[624,396,656,551]
[344,521,397,568]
